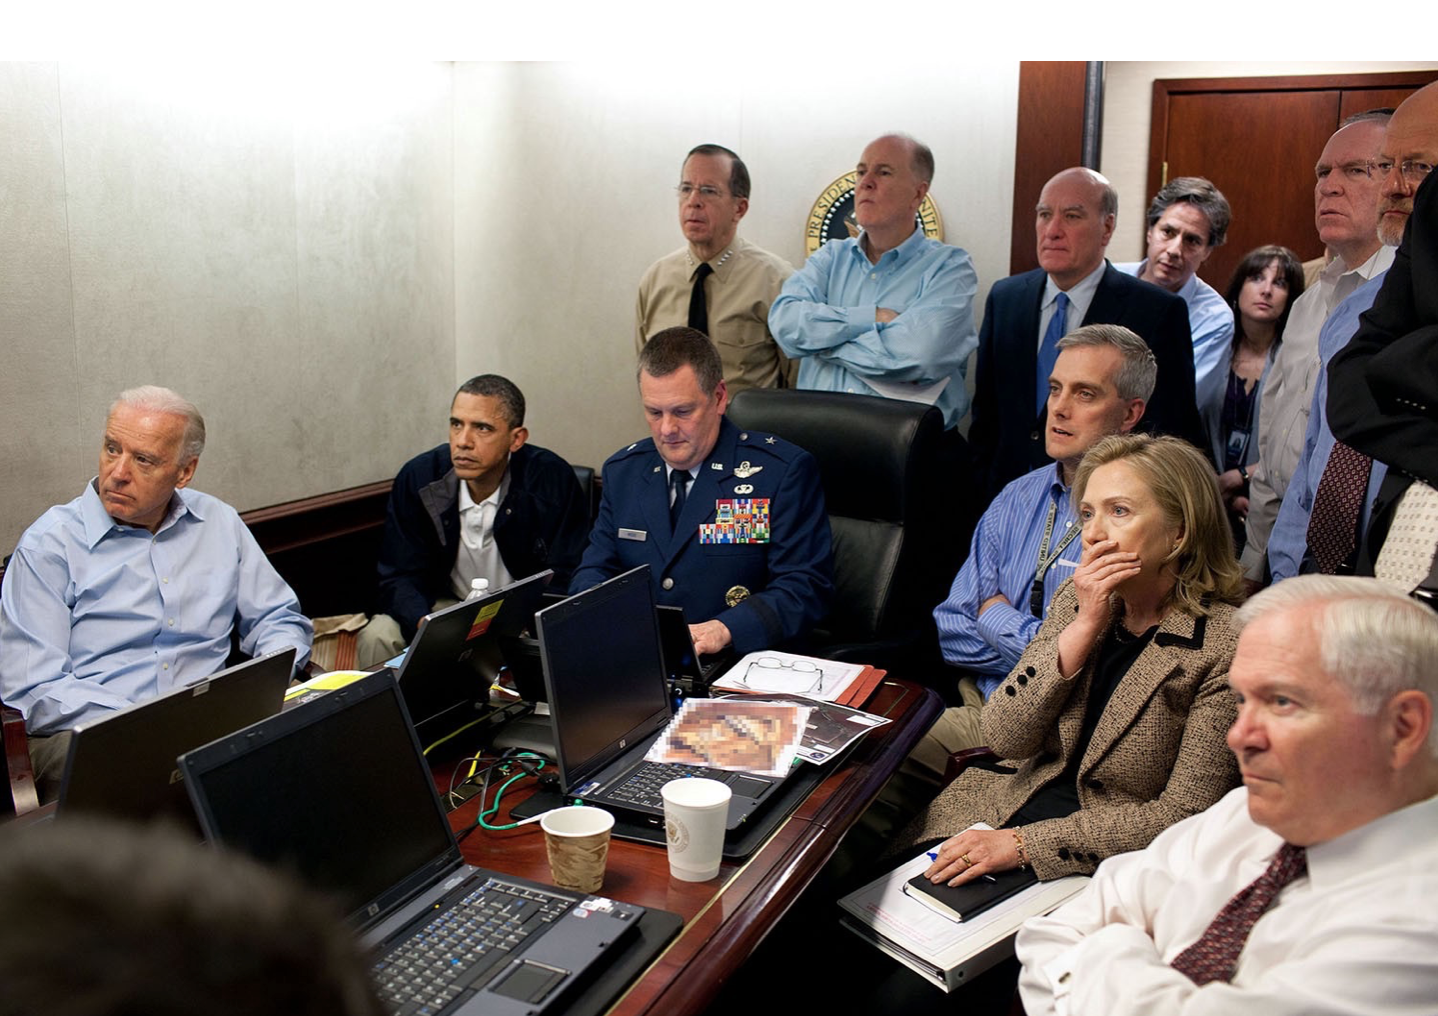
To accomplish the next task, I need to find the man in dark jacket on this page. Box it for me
[356,375,591,666]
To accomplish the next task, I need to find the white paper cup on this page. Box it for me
[661,777,732,882]
[540,806,614,893]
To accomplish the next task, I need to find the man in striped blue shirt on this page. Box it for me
[913,325,1157,778]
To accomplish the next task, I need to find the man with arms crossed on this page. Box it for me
[0,386,311,801]
[571,328,832,656]
[1017,575,1438,1015]
[917,325,1154,774]
[637,143,795,393]
[359,374,590,666]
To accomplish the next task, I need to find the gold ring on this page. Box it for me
[960,853,973,868]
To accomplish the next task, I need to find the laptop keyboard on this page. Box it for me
[605,763,726,809]
[372,877,572,1016]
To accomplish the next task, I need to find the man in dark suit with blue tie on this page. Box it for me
[571,328,833,655]
[970,167,1204,498]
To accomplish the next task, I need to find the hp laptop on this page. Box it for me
[179,670,676,1016]
[391,570,552,736]
[56,646,296,829]
[511,566,786,833]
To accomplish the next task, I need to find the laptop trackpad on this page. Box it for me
[492,960,568,1003]
[730,775,772,799]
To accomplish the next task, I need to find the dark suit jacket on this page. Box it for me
[1328,173,1438,488]
[970,262,1203,497]
[904,581,1240,880]
[570,416,833,654]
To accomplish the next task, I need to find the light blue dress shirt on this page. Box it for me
[1117,260,1235,401]
[933,463,1079,697]
[0,482,312,734]
[1268,272,1390,582]
[768,226,979,429]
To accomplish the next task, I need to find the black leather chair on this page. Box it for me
[727,389,961,671]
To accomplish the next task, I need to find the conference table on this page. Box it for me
[444,677,942,1016]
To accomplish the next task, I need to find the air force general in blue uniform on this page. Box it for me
[571,330,833,656]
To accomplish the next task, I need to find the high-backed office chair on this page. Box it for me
[0,554,39,817]
[727,389,959,671]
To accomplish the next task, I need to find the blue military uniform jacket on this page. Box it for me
[570,416,833,655]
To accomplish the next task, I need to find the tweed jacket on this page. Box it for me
[906,580,1240,879]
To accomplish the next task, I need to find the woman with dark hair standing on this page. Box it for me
[1201,245,1306,544]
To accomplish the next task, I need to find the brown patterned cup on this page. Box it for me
[539,806,615,893]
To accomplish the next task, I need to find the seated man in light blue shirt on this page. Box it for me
[767,132,978,432]
[0,385,312,801]
[914,325,1155,778]
[1114,176,1234,402]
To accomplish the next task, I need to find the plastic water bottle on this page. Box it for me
[466,577,490,601]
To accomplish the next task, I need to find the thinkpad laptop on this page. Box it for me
[510,566,788,834]
[179,670,677,1016]
[55,647,296,829]
[391,570,552,736]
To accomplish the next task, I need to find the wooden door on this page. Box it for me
[1148,71,1438,292]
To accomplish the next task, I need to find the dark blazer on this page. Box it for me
[1329,173,1438,488]
[905,581,1240,880]
[970,262,1204,497]
[570,416,833,655]
[375,443,591,641]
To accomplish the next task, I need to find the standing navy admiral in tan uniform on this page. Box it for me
[571,328,833,655]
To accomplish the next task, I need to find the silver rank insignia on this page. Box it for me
[765,436,776,444]
[733,460,764,478]
[725,585,751,607]
[734,483,754,494]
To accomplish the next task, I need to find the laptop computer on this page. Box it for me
[179,670,678,1016]
[510,566,789,834]
[55,646,296,829]
[391,570,552,737]
[655,604,732,691]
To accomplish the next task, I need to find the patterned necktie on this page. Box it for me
[669,468,690,533]
[1375,479,1438,590]
[1306,441,1373,574]
[1036,291,1069,413]
[1170,843,1307,986]
[688,262,714,335]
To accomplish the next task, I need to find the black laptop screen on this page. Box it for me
[184,678,458,923]
[537,567,671,791]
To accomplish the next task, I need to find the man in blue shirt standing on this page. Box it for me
[768,132,978,434]
[0,386,312,801]
[915,325,1155,777]
[769,132,980,550]
[1114,176,1234,403]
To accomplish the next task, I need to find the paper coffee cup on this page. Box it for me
[540,806,614,893]
[661,777,732,882]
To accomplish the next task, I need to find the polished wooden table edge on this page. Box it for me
[603,679,943,1016]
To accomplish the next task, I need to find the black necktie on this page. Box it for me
[670,469,690,532]
[688,262,714,335]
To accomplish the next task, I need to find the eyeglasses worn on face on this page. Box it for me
[1371,160,1437,189]
[677,183,727,200]
[738,657,825,695]
[1315,160,1389,183]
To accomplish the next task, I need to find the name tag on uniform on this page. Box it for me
[618,528,647,542]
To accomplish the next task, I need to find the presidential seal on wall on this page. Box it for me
[804,171,943,257]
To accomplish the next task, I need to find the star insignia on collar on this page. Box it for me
[765,436,776,444]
